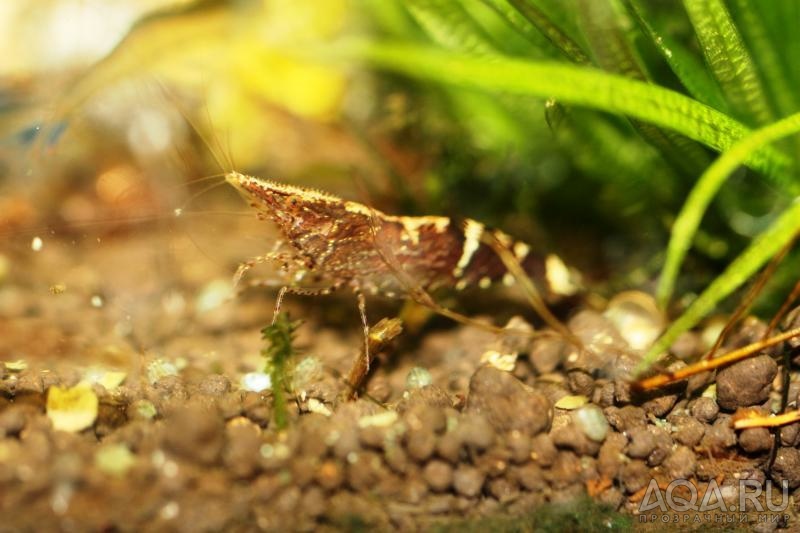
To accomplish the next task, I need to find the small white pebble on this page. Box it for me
[308,398,332,417]
[241,372,271,392]
[90,295,104,308]
[357,411,398,428]
[146,359,179,385]
[162,460,179,478]
[173,208,183,217]
[195,279,233,313]
[31,236,43,251]
[160,501,179,520]
[573,404,609,442]
[259,444,275,458]
[405,367,432,389]
[480,349,517,372]
[95,444,135,476]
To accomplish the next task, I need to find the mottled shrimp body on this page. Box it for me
[225,170,582,364]
[225,171,580,301]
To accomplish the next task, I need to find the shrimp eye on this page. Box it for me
[287,195,301,207]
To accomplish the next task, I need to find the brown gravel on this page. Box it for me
[465,366,552,435]
[716,355,778,410]
[4,225,800,530]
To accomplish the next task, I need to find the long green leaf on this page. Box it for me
[345,42,794,189]
[639,113,800,375]
[656,111,800,308]
[577,0,709,178]
[683,0,774,125]
[479,0,560,58]
[624,0,728,112]
[507,0,591,63]
[729,0,798,118]
[405,0,498,54]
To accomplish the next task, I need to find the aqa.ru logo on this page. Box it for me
[638,478,790,514]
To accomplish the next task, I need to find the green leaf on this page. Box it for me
[506,0,591,63]
[577,0,643,77]
[405,0,498,54]
[729,0,798,118]
[657,111,800,308]
[682,0,774,125]
[576,0,709,178]
[640,112,800,374]
[345,42,795,189]
[479,0,560,57]
[623,0,728,112]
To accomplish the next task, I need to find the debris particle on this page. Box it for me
[49,283,66,295]
[241,372,272,392]
[84,367,126,389]
[90,295,104,308]
[95,444,136,477]
[195,279,233,313]
[357,411,398,429]
[307,398,332,417]
[132,399,157,420]
[46,383,99,432]
[159,501,180,521]
[479,349,518,372]
[147,359,179,385]
[554,395,589,410]
[4,360,28,372]
[405,367,432,389]
[31,236,43,251]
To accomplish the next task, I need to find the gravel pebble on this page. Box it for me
[487,477,518,502]
[547,451,582,488]
[689,397,719,422]
[625,427,656,459]
[771,447,800,489]
[529,434,558,467]
[739,427,773,454]
[550,421,601,456]
[592,381,616,408]
[315,459,344,491]
[528,337,567,374]
[406,428,437,462]
[567,371,594,396]
[452,466,484,497]
[163,402,225,465]
[436,431,463,463]
[620,459,649,493]
[0,405,28,437]
[641,393,677,418]
[598,433,626,478]
[514,462,545,491]
[671,416,706,447]
[422,460,453,492]
[701,416,737,451]
[222,419,261,478]
[662,445,696,479]
[466,366,552,435]
[716,355,777,410]
[780,423,800,447]
[604,405,646,432]
[198,374,231,396]
[396,385,452,413]
[505,431,531,464]
[458,414,495,450]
